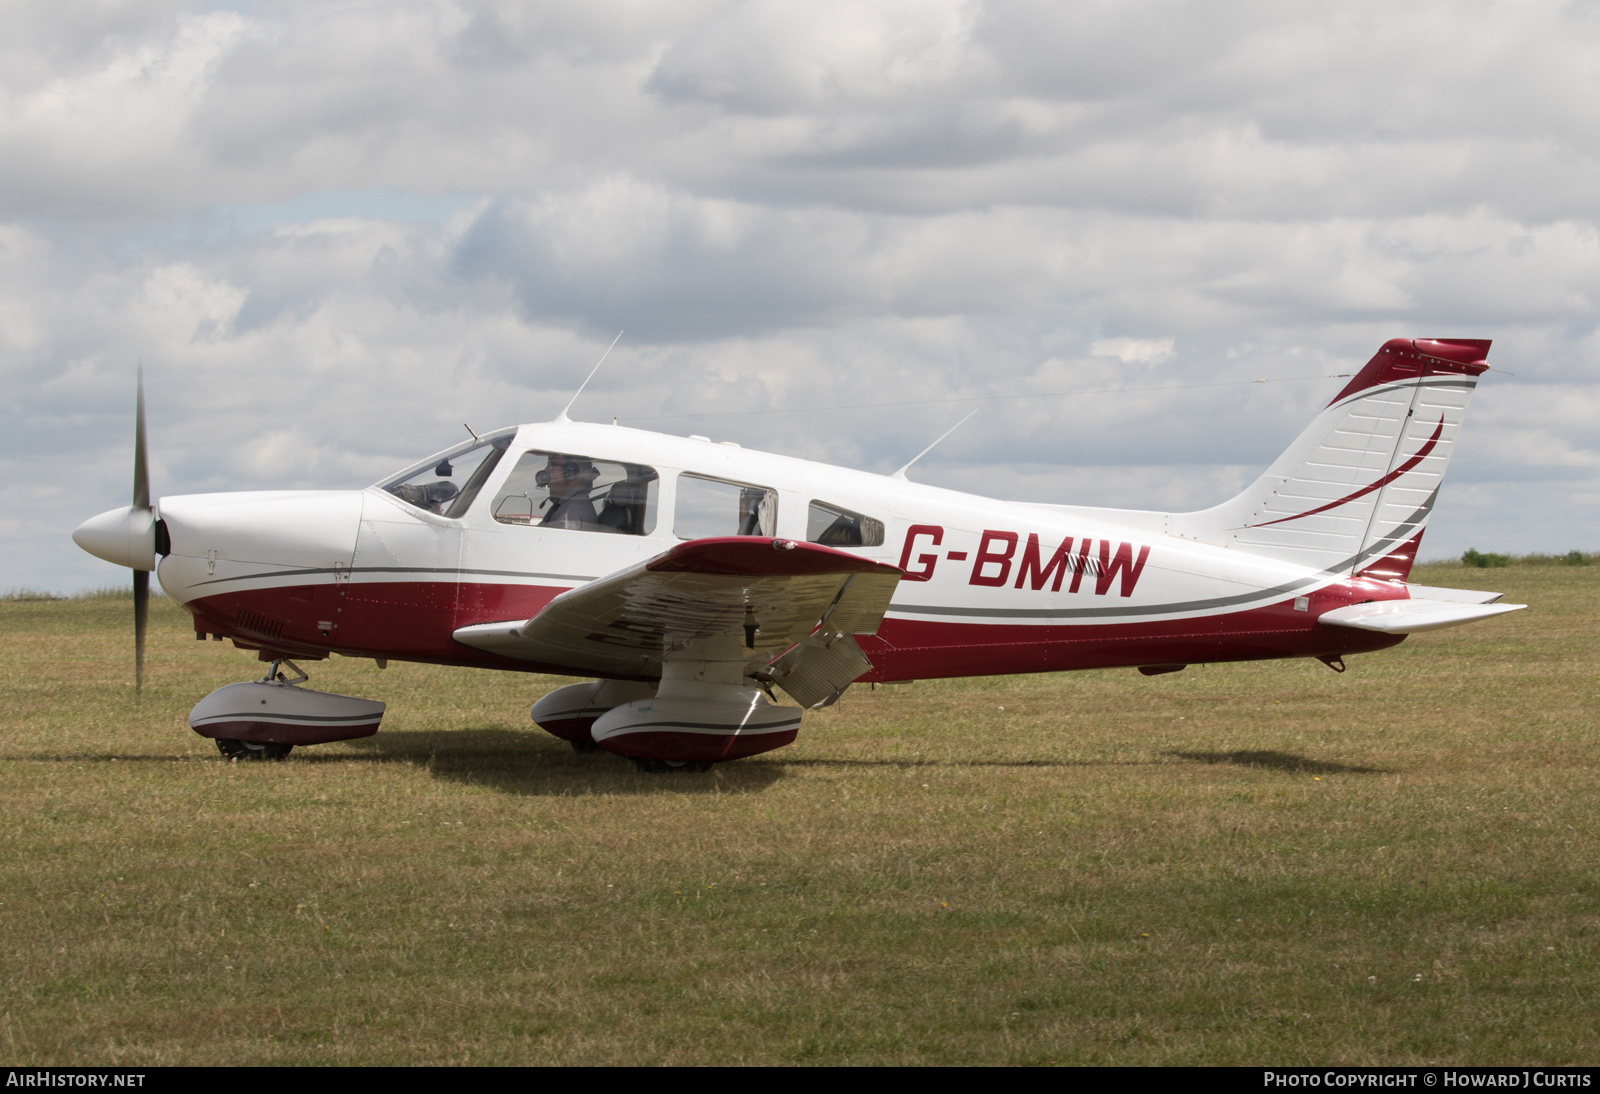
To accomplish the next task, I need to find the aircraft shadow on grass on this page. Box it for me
[335,728,785,796]
[1166,750,1385,775]
[774,757,1152,769]
[326,731,1165,793]
[9,744,1380,781]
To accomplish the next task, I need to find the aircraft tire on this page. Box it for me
[631,758,714,774]
[569,739,604,754]
[214,738,294,761]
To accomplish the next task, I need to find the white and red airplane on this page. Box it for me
[73,337,1524,769]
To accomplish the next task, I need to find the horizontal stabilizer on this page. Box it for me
[1319,597,1525,634]
[1403,583,1504,605]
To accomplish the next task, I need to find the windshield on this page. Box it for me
[380,432,513,518]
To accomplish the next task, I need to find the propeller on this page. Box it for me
[133,365,149,697]
[71,366,163,697]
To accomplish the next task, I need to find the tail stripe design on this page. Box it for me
[1250,416,1443,528]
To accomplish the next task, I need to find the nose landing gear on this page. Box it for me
[210,660,310,761]
[214,738,294,761]
[189,658,386,760]
[630,758,715,774]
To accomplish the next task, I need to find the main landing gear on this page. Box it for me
[531,664,804,773]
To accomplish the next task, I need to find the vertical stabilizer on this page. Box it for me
[1168,338,1491,578]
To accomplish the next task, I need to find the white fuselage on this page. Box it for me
[152,420,1404,680]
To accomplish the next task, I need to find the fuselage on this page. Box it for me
[155,419,1406,681]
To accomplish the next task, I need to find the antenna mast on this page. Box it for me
[892,408,978,481]
[556,330,623,423]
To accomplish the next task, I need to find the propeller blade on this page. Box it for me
[133,366,151,698]
[134,568,148,698]
[133,364,149,511]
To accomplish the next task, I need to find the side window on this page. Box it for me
[383,437,510,519]
[675,474,777,539]
[807,501,885,547]
[490,451,659,535]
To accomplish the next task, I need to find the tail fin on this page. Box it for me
[1169,338,1491,579]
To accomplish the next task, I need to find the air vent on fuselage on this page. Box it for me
[235,608,286,641]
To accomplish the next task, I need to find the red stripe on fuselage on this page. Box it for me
[185,573,1407,681]
[188,578,570,671]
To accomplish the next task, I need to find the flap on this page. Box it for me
[769,632,875,710]
[1319,597,1526,634]
[452,537,902,678]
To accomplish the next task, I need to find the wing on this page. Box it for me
[453,537,902,705]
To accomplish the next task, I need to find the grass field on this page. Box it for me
[2,562,1597,1065]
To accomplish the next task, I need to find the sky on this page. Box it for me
[3,0,1597,593]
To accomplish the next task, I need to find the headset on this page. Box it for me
[535,460,595,488]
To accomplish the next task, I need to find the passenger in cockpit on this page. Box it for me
[538,456,602,530]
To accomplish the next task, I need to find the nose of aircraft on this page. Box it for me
[153,488,366,589]
[73,505,157,571]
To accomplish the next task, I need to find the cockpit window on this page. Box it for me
[808,501,884,547]
[381,435,511,518]
[490,450,659,535]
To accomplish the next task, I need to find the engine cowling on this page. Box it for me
[189,681,384,745]
[591,680,801,763]
[531,679,657,745]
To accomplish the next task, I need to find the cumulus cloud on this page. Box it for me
[1092,338,1175,365]
[1,0,1596,591]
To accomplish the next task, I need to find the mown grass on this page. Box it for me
[1,562,1596,1065]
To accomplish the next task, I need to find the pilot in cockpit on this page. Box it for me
[537,455,602,530]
